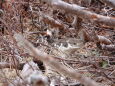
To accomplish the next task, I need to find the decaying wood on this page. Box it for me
[41,0,115,27]
[14,33,100,86]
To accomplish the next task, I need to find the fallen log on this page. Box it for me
[41,0,115,27]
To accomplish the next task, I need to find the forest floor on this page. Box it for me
[0,0,115,86]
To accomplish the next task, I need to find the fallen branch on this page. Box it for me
[90,30,115,51]
[98,35,112,45]
[101,44,115,51]
[72,16,83,36]
[39,13,74,35]
[42,14,64,28]
[42,0,115,27]
[82,29,112,45]
[82,30,115,51]
[0,62,24,70]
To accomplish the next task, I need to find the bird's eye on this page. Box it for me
[36,80,44,85]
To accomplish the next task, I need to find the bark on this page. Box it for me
[42,0,115,27]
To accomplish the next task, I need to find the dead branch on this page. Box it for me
[81,30,115,51]
[42,14,64,28]
[0,62,24,70]
[98,35,112,45]
[39,13,74,35]
[14,33,100,86]
[100,0,115,9]
[82,29,92,42]
[89,30,115,51]
[72,16,83,36]
[82,29,112,45]
[101,44,115,51]
[42,0,115,27]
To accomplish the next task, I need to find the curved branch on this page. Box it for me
[43,0,115,27]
